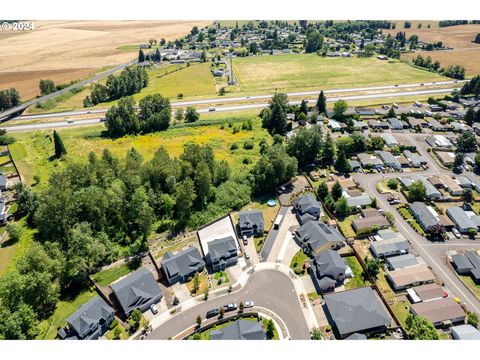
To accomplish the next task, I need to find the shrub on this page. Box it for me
[387,178,399,190]
[109,319,119,330]
[230,143,238,150]
[243,140,254,150]
[242,157,251,165]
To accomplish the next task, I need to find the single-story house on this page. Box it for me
[451,324,480,340]
[409,202,440,231]
[295,221,345,255]
[388,117,403,130]
[349,160,361,172]
[386,254,419,271]
[238,210,264,237]
[403,150,428,168]
[161,247,205,285]
[428,118,444,131]
[368,119,382,129]
[210,319,267,340]
[355,107,376,116]
[406,283,445,303]
[386,264,436,291]
[357,153,384,169]
[328,119,342,132]
[323,287,391,338]
[352,215,389,234]
[380,133,399,148]
[411,176,442,200]
[375,151,401,170]
[370,237,409,258]
[410,298,466,327]
[66,296,115,340]
[438,175,463,196]
[451,253,474,274]
[111,267,163,317]
[465,173,480,193]
[310,249,350,293]
[446,206,480,233]
[345,192,372,208]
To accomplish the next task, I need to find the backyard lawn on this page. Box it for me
[105,322,129,340]
[92,259,141,287]
[233,54,446,93]
[337,215,357,238]
[344,256,369,289]
[36,288,97,340]
[187,271,209,295]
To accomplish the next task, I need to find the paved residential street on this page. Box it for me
[146,269,311,340]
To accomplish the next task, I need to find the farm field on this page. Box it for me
[232,54,447,93]
[0,20,212,100]
[383,24,480,75]
[9,114,270,187]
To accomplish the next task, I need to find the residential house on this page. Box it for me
[380,133,399,148]
[411,175,442,200]
[428,118,444,131]
[345,192,371,208]
[238,210,264,237]
[451,324,480,340]
[409,202,440,231]
[388,117,403,130]
[410,298,466,327]
[465,173,480,192]
[323,287,391,338]
[352,213,389,234]
[65,296,115,340]
[205,236,239,271]
[295,221,345,255]
[161,247,205,285]
[446,207,480,233]
[111,267,163,317]
[386,264,435,291]
[294,194,321,225]
[403,150,428,168]
[357,153,384,169]
[386,254,419,271]
[210,319,267,340]
[435,151,456,167]
[310,250,350,293]
[375,151,401,170]
[451,251,480,284]
[328,119,342,132]
[438,174,463,196]
[353,120,368,130]
[349,160,361,172]
[406,283,445,303]
[370,237,409,258]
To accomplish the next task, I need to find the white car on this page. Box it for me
[244,301,254,308]
[150,304,158,315]
[452,228,461,239]
[245,252,250,259]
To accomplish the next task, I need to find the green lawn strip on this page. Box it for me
[337,215,357,238]
[254,236,265,254]
[189,316,260,340]
[262,318,279,340]
[459,275,480,300]
[391,300,411,329]
[36,288,97,340]
[92,259,141,287]
[307,292,320,301]
[104,322,129,340]
[213,271,230,284]
[290,250,309,275]
[0,218,35,276]
[344,256,369,289]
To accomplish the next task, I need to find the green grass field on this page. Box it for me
[10,114,269,187]
[36,288,97,340]
[92,259,141,287]
[232,54,447,93]
[344,256,369,289]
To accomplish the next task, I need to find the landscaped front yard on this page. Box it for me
[290,250,309,275]
[187,271,209,295]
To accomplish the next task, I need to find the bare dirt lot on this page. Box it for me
[383,24,480,75]
[0,20,212,99]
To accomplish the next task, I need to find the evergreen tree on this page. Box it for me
[334,148,351,174]
[53,130,67,158]
[320,132,335,167]
[318,181,329,200]
[139,49,145,62]
[316,90,327,114]
[331,181,343,201]
[465,108,476,126]
[335,196,349,217]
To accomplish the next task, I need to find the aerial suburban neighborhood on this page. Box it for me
[2,10,480,350]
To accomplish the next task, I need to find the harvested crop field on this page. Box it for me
[383,24,480,75]
[0,20,212,100]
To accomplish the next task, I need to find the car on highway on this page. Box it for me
[67,120,74,124]
[244,301,254,308]
[206,308,219,318]
[209,107,216,112]
[150,304,158,315]
[223,303,237,312]
[452,228,461,239]
[243,235,248,245]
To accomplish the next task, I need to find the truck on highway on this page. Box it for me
[273,214,283,230]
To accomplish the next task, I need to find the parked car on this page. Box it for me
[224,303,237,312]
[243,235,248,245]
[244,301,254,308]
[150,304,158,315]
[206,308,220,318]
[452,228,461,239]
[244,252,250,259]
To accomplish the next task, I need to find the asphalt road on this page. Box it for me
[0,60,137,121]
[353,133,480,315]
[1,88,456,132]
[10,80,462,121]
[146,269,310,340]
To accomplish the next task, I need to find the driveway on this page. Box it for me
[146,269,311,340]
[265,207,299,262]
[260,206,289,261]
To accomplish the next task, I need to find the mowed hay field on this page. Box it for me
[0,20,212,100]
[232,54,447,93]
[383,24,480,75]
[30,62,217,113]
[10,115,269,187]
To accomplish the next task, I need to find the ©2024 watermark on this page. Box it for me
[1,21,35,31]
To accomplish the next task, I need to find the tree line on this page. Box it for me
[83,66,148,107]
[460,75,480,96]
[412,55,465,79]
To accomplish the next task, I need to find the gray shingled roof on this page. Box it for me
[370,237,409,257]
[324,287,391,336]
[207,236,238,263]
[409,202,439,230]
[294,194,321,215]
[238,210,264,231]
[162,247,205,283]
[296,221,345,253]
[386,254,419,270]
[447,207,480,231]
[210,319,266,340]
[451,324,480,340]
[313,250,347,279]
[66,296,114,339]
[111,267,162,316]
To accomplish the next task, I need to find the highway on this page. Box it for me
[9,80,462,121]
[1,88,455,132]
[0,60,137,121]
